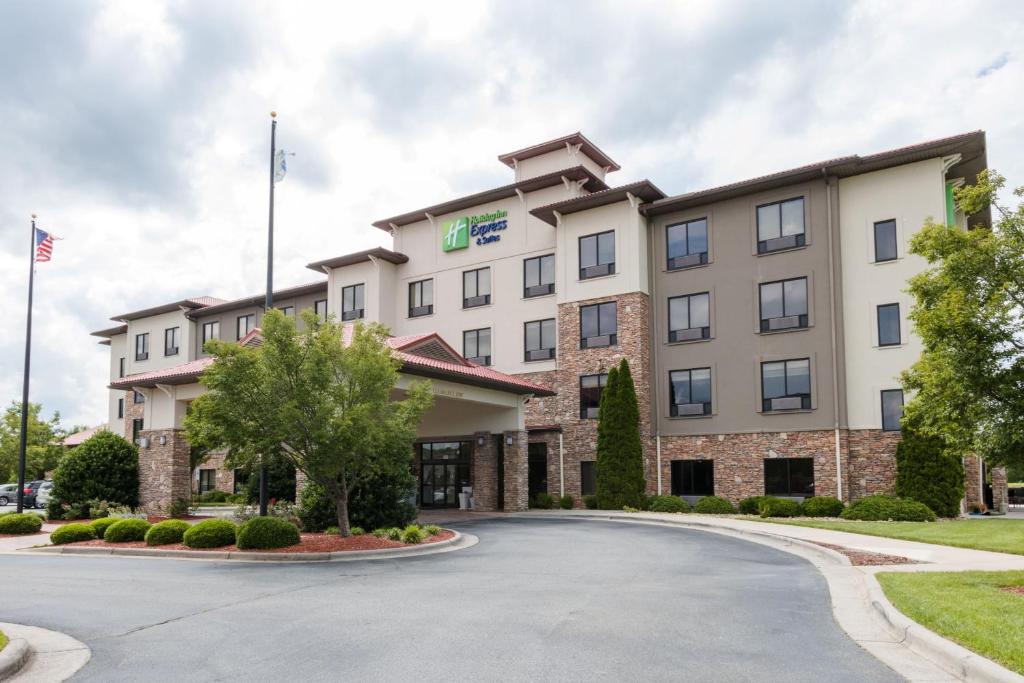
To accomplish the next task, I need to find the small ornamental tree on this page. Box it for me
[894,420,964,518]
[595,359,646,509]
[185,311,432,536]
[0,401,66,482]
[50,430,139,509]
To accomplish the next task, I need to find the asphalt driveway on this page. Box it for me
[0,518,900,682]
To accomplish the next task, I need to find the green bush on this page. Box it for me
[648,495,691,513]
[240,456,296,504]
[595,361,647,509]
[841,495,936,522]
[758,498,802,518]
[50,523,96,544]
[325,526,340,535]
[401,525,425,544]
[383,527,402,541]
[88,517,120,537]
[0,512,43,534]
[349,526,365,536]
[103,518,151,543]
[145,519,190,546]
[296,469,416,533]
[801,496,845,518]
[226,493,246,504]
[583,495,598,510]
[694,496,735,514]
[894,425,965,518]
[424,524,442,536]
[183,519,237,548]
[236,516,301,550]
[559,495,574,510]
[199,490,229,503]
[371,528,389,538]
[166,498,190,518]
[530,492,556,509]
[739,496,775,515]
[50,431,139,513]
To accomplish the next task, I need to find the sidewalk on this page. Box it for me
[0,523,61,553]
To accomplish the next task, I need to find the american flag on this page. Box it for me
[34,228,56,263]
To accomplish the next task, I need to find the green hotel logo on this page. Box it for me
[441,216,470,252]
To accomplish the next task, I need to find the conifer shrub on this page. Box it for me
[595,361,647,509]
[894,425,964,518]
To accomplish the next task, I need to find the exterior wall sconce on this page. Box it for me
[476,436,485,446]
[505,435,513,445]
[158,435,167,446]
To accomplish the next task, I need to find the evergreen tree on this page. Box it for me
[595,359,646,509]
[894,418,965,518]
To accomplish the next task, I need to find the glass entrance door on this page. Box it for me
[419,441,471,508]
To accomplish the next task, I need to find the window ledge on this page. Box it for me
[462,303,493,311]
[759,408,815,415]
[871,257,903,266]
[577,272,618,283]
[667,413,714,420]
[756,244,809,257]
[665,337,713,347]
[663,262,712,274]
[521,292,556,301]
[875,343,906,350]
[756,325,812,336]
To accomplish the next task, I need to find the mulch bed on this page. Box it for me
[813,541,923,566]
[64,530,454,553]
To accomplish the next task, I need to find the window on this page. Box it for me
[341,284,365,321]
[580,301,617,348]
[279,305,294,318]
[580,461,596,496]
[117,398,124,419]
[668,293,711,342]
[669,368,712,416]
[164,327,180,356]
[314,299,328,321]
[764,458,814,496]
[233,469,248,495]
[463,328,491,366]
[198,469,216,494]
[118,357,126,378]
[757,197,805,254]
[524,318,556,361]
[409,279,433,317]
[419,442,471,508]
[236,314,255,340]
[524,254,555,297]
[463,268,491,308]
[874,219,898,262]
[579,374,608,419]
[579,230,615,279]
[131,418,143,445]
[877,303,901,346]
[671,460,714,496]
[759,277,808,332]
[761,358,811,411]
[667,218,709,269]
[134,390,145,404]
[881,389,904,431]
[202,321,219,346]
[134,333,149,361]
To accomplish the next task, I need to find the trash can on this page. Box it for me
[458,492,469,510]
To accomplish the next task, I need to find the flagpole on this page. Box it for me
[259,112,277,517]
[16,215,37,514]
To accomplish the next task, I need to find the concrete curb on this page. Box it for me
[22,530,476,563]
[523,512,1024,683]
[0,636,30,682]
[0,623,90,683]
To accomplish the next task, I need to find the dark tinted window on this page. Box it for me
[671,460,714,496]
[579,374,608,419]
[580,461,596,496]
[668,293,710,340]
[409,279,434,317]
[580,302,617,348]
[757,198,805,253]
[877,303,901,346]
[881,389,904,431]
[314,299,328,321]
[342,284,365,319]
[524,319,556,361]
[579,231,615,279]
[463,328,491,366]
[669,368,712,416]
[874,219,898,262]
[463,268,491,308]
[761,359,811,411]
[666,218,708,268]
[759,277,808,332]
[764,458,814,496]
[523,255,555,297]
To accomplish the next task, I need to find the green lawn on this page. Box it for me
[764,518,1024,555]
[0,629,7,652]
[877,571,1024,674]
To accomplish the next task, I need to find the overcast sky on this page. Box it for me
[1,0,1021,428]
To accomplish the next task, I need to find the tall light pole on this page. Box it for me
[260,112,277,517]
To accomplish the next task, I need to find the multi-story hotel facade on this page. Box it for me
[92,130,998,513]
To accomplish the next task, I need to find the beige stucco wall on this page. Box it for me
[125,309,195,375]
[192,289,326,357]
[838,158,945,428]
[514,148,609,183]
[106,333,127,429]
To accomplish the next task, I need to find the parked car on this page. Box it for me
[22,480,46,508]
[0,483,18,506]
[35,481,54,509]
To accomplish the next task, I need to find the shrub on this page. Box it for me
[801,496,845,518]
[739,496,775,515]
[200,490,229,503]
[758,498,802,518]
[104,518,151,543]
[50,523,96,545]
[183,519,237,548]
[87,500,112,519]
[145,520,190,546]
[401,525,425,544]
[0,512,43,535]
[841,495,936,522]
[166,498,190,518]
[226,493,246,504]
[383,527,402,541]
[894,426,964,518]
[424,524,442,536]
[559,495,574,510]
[325,526,340,535]
[595,361,647,509]
[694,496,735,514]
[583,495,598,510]
[349,526,365,536]
[296,469,416,533]
[240,456,296,504]
[648,495,691,513]
[89,517,120,537]
[236,517,301,550]
[371,528,389,538]
[530,492,556,509]
[50,431,139,513]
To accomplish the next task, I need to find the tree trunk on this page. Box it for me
[323,476,351,536]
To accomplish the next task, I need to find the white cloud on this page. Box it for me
[0,0,1022,427]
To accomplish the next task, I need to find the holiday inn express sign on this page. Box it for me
[441,209,508,251]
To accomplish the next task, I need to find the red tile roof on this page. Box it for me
[109,357,215,390]
[61,425,107,446]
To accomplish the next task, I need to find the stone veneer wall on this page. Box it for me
[526,430,563,498]
[195,450,235,494]
[471,432,498,511]
[964,455,982,510]
[522,291,653,505]
[502,430,529,512]
[138,429,191,513]
[991,466,1008,513]
[123,390,143,440]
[846,429,900,501]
